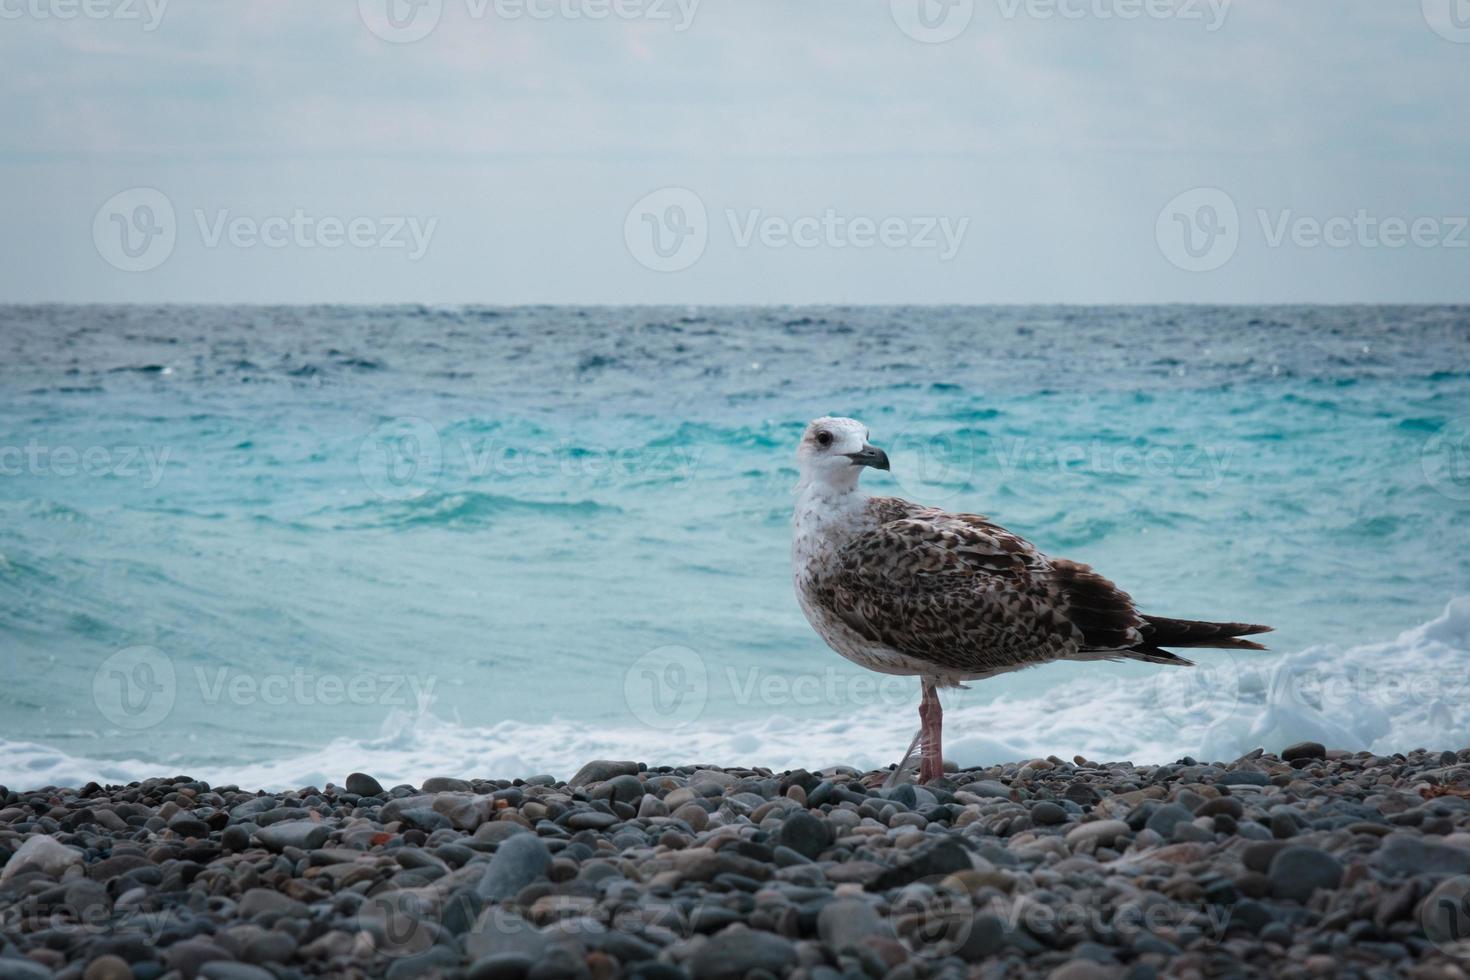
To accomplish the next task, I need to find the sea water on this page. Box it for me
[0,305,1467,789]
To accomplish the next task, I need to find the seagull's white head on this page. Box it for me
[795,416,890,493]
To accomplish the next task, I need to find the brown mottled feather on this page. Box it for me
[810,496,1268,677]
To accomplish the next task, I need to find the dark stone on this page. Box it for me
[775,811,829,860]
[1196,797,1244,819]
[1281,742,1326,762]
[476,834,552,902]
[1269,847,1343,903]
[468,954,534,980]
[164,940,232,980]
[254,821,328,853]
[1031,801,1068,825]
[168,813,210,838]
[399,808,452,833]
[599,930,659,964]
[1064,783,1101,806]
[1242,841,1290,874]
[817,898,893,952]
[568,761,638,787]
[345,772,385,796]
[1144,803,1193,838]
[687,925,797,980]
[604,775,644,804]
[1374,833,1470,877]
[871,838,973,890]
[200,965,277,980]
[422,776,472,793]
[386,946,460,980]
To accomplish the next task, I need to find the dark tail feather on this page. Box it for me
[1139,615,1272,651]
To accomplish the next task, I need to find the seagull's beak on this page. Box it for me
[845,444,890,471]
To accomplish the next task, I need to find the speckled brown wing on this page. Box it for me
[816,501,1147,676]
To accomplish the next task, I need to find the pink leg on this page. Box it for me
[918,679,943,782]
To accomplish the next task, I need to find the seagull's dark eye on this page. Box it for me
[815,431,833,448]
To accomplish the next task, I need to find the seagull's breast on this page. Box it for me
[792,490,937,677]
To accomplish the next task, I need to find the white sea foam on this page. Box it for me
[4,598,1467,791]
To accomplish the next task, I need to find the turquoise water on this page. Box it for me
[0,305,1467,786]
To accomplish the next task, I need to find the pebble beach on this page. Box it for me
[4,745,1470,980]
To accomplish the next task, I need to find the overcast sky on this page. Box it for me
[1,0,1467,304]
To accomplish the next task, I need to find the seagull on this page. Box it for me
[791,416,1271,784]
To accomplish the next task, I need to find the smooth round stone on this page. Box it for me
[344,773,385,797]
[1269,846,1343,903]
[1195,796,1244,819]
[468,953,534,980]
[476,833,552,902]
[1144,803,1193,838]
[687,925,797,980]
[1065,820,1129,848]
[602,775,644,804]
[253,821,328,853]
[421,776,472,793]
[1281,741,1326,762]
[200,964,277,980]
[1030,801,1068,825]
[775,811,828,860]
[168,813,210,838]
[566,811,619,831]
[674,804,709,831]
[83,955,133,980]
